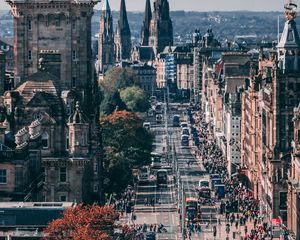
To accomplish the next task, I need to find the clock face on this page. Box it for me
[33,112,43,121]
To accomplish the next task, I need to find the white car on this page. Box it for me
[198,180,210,189]
[139,166,150,183]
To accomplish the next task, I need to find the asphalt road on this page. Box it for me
[133,104,222,239]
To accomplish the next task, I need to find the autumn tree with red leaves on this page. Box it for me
[44,204,135,240]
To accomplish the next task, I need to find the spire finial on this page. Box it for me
[284,0,297,21]
[75,101,80,110]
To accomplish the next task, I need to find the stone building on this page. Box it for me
[1,0,101,203]
[241,62,261,199]
[97,0,115,74]
[115,0,132,62]
[0,39,13,73]
[130,63,156,95]
[149,0,173,55]
[287,104,300,239]
[0,67,99,203]
[5,0,97,93]
[0,51,5,95]
[241,2,300,223]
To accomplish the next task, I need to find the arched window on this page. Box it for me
[66,133,69,150]
[42,132,49,149]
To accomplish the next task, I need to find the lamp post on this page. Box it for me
[238,182,242,238]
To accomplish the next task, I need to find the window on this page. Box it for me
[72,77,76,87]
[72,51,76,61]
[59,167,67,182]
[0,169,7,184]
[66,104,72,116]
[42,167,46,182]
[28,19,32,30]
[42,132,49,149]
[66,134,69,150]
[93,162,98,174]
[93,184,98,192]
[28,50,32,61]
[72,20,76,29]
[279,192,287,209]
[60,195,67,202]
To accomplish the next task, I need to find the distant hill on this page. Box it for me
[0,10,285,45]
[92,10,284,45]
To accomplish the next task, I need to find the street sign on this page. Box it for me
[271,218,281,225]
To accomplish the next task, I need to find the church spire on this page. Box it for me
[115,0,132,61]
[149,0,173,55]
[98,0,115,74]
[278,0,300,73]
[118,0,131,35]
[141,0,152,46]
[102,0,111,12]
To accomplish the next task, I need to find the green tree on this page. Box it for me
[100,90,127,115]
[101,67,138,92]
[101,111,153,193]
[120,86,150,113]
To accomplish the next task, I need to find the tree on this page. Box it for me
[44,204,134,240]
[101,67,138,92]
[101,111,153,193]
[120,86,150,113]
[100,90,127,115]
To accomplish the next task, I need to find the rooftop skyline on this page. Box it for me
[0,0,290,11]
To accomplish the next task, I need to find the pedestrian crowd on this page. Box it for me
[192,109,290,240]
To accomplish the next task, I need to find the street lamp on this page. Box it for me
[237,182,242,238]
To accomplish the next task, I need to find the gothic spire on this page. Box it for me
[141,0,152,46]
[115,0,132,61]
[118,0,131,35]
[102,0,111,12]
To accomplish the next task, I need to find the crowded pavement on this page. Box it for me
[112,102,290,240]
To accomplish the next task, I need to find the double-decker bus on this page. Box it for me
[185,197,199,222]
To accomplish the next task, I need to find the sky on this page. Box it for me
[0,0,288,11]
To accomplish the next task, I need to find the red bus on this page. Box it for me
[185,197,199,222]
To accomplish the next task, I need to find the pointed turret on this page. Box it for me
[68,102,89,157]
[102,0,111,12]
[141,0,152,46]
[115,0,132,61]
[278,0,300,73]
[149,0,173,55]
[98,0,115,74]
[118,0,131,35]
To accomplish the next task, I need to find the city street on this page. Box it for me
[125,103,279,240]
[129,104,231,239]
